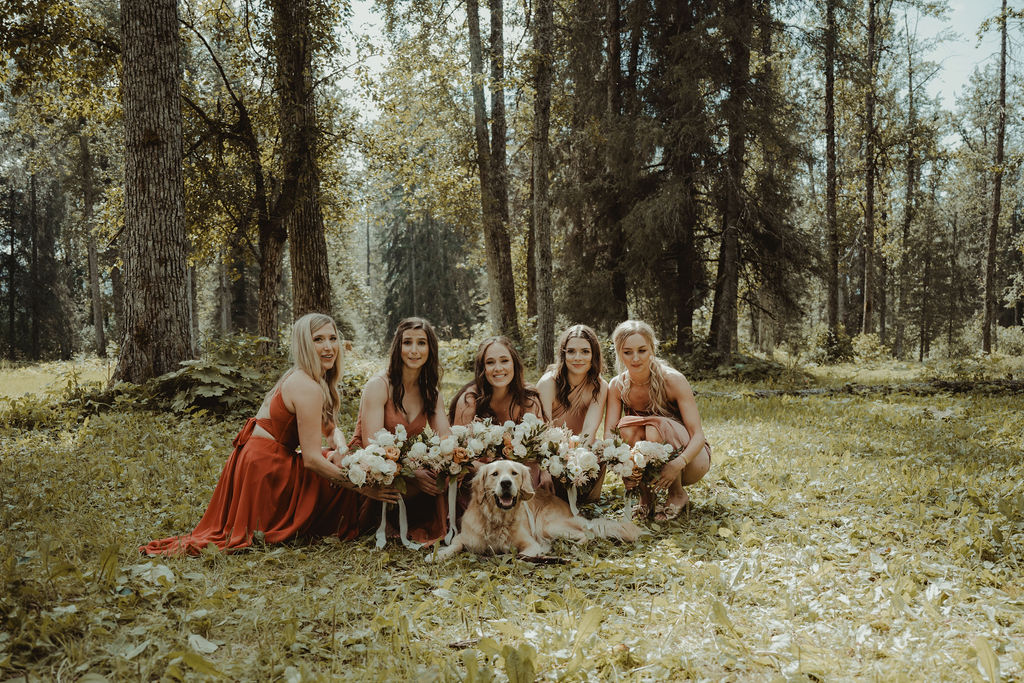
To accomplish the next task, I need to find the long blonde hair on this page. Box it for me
[267,313,342,427]
[612,320,673,418]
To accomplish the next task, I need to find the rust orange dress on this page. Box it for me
[347,396,447,544]
[141,391,361,556]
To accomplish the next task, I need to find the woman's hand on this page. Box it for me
[413,468,442,496]
[360,485,401,503]
[326,448,348,467]
[652,457,685,491]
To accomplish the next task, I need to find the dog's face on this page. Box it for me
[474,460,534,510]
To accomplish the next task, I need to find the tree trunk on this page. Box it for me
[467,0,519,338]
[79,130,106,357]
[861,0,877,335]
[825,0,839,346]
[605,0,629,320]
[114,0,194,383]
[896,21,916,359]
[983,0,1007,353]
[710,0,752,359]
[270,0,333,319]
[534,0,555,367]
[29,170,39,360]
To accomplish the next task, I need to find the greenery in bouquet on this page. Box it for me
[499,412,548,461]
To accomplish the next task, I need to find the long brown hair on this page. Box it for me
[448,336,544,423]
[552,324,603,413]
[386,317,441,417]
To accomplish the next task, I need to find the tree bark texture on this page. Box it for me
[79,130,107,357]
[467,0,519,338]
[114,0,194,383]
[825,0,839,342]
[710,0,752,359]
[534,0,555,367]
[861,0,877,335]
[896,23,916,359]
[983,0,1007,353]
[270,0,333,320]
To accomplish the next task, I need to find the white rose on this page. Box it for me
[503,420,516,430]
[409,442,428,459]
[451,425,469,440]
[448,461,461,475]
[468,438,485,454]
[439,436,457,454]
[513,444,527,458]
[373,430,396,448]
[578,451,599,471]
[394,424,407,441]
[348,466,367,486]
[548,459,564,478]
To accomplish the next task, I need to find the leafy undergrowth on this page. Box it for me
[2,386,1023,680]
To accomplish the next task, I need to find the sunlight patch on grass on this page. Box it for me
[0,356,113,398]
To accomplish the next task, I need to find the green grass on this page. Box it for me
[0,357,114,398]
[1,359,1023,680]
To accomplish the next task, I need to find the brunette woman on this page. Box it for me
[348,317,452,544]
[604,320,710,521]
[537,324,609,502]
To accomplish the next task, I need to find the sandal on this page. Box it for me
[654,495,690,522]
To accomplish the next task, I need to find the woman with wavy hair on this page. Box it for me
[348,317,452,544]
[142,313,396,556]
[604,320,710,522]
[537,324,609,502]
[448,336,545,426]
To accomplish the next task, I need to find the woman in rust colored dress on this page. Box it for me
[347,317,452,544]
[141,313,398,556]
[448,336,550,508]
[604,319,710,522]
[537,324,609,503]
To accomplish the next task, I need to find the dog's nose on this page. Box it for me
[500,478,512,491]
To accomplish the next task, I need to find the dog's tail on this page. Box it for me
[583,517,646,542]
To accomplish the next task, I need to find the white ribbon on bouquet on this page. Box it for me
[374,497,422,550]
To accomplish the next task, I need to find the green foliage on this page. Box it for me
[851,332,891,363]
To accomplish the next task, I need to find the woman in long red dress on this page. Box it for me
[347,317,452,544]
[604,320,710,522]
[537,324,609,502]
[141,313,398,556]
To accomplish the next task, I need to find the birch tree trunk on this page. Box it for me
[114,0,194,382]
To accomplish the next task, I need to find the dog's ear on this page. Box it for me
[470,463,489,506]
[516,462,535,500]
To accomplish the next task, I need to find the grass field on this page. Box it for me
[1,358,1022,680]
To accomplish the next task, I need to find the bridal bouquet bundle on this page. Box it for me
[541,431,601,515]
[336,427,407,488]
[499,412,549,461]
[340,425,425,550]
[593,436,677,519]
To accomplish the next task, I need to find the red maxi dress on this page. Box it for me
[141,391,362,556]
[347,396,447,544]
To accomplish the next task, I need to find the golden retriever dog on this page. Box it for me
[430,460,644,561]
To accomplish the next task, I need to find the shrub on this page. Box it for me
[851,333,889,363]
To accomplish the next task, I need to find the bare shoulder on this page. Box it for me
[607,373,625,393]
[536,370,556,388]
[281,369,322,411]
[362,374,389,399]
[662,365,695,398]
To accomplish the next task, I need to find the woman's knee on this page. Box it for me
[681,448,710,485]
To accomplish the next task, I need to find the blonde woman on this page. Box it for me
[142,313,396,556]
[604,320,710,521]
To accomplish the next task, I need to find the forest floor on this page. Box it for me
[1,357,1022,681]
